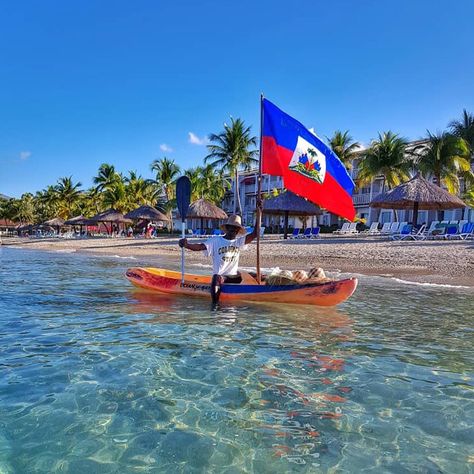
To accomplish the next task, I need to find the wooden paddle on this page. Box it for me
[176,176,191,284]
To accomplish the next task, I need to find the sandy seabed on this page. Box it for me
[2,234,474,288]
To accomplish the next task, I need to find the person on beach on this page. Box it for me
[179,207,261,304]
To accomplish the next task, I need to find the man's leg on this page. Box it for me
[210,274,224,304]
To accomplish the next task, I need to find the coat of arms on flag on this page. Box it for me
[288,136,326,184]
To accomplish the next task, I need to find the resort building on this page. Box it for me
[221,139,474,228]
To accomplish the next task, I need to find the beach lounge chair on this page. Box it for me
[388,222,401,235]
[380,222,392,235]
[457,220,467,232]
[391,224,413,240]
[298,228,312,239]
[453,222,474,240]
[289,228,301,239]
[347,222,359,234]
[363,222,380,235]
[310,227,321,239]
[192,229,200,238]
[401,224,427,240]
[443,225,460,239]
[334,223,350,235]
[427,222,450,240]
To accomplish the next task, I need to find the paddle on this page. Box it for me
[176,176,192,284]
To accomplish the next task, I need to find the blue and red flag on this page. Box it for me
[261,98,356,221]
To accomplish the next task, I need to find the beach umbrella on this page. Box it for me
[179,198,228,231]
[124,205,169,222]
[90,209,132,235]
[370,174,466,225]
[64,215,86,225]
[263,190,321,239]
[64,215,92,235]
[43,217,65,234]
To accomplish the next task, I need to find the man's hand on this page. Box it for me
[178,238,187,248]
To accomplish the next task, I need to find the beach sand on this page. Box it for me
[3,234,473,287]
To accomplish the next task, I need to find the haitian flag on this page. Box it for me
[262,98,356,221]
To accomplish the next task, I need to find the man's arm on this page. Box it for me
[179,238,206,251]
[245,198,263,244]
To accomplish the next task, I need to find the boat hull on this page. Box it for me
[125,267,357,306]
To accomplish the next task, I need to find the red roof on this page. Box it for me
[0,219,17,227]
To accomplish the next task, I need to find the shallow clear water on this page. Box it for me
[1,247,473,473]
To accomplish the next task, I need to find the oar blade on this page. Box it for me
[176,176,191,222]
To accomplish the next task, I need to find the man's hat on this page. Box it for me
[220,214,247,236]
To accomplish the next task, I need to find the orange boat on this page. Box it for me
[126,267,357,306]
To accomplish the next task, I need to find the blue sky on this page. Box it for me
[1,0,473,197]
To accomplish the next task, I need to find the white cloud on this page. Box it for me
[19,151,31,160]
[160,143,173,152]
[188,132,208,146]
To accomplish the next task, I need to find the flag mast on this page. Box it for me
[256,93,264,284]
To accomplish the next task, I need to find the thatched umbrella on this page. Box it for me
[43,217,65,234]
[370,175,466,225]
[263,190,321,239]
[124,205,169,222]
[90,209,132,235]
[64,215,91,235]
[64,215,86,225]
[179,198,228,231]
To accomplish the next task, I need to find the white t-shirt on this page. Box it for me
[204,236,248,276]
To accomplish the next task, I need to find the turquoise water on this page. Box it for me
[1,247,473,473]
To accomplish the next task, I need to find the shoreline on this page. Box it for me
[2,235,474,288]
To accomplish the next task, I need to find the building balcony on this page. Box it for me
[353,193,372,206]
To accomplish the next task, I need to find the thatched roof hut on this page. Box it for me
[43,217,65,227]
[124,205,169,222]
[90,209,132,234]
[370,175,466,225]
[178,198,227,231]
[263,190,321,238]
[183,199,228,220]
[64,215,86,225]
[90,209,132,223]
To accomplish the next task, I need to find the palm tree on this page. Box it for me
[185,166,205,201]
[150,157,180,201]
[413,131,472,194]
[205,117,258,215]
[124,171,156,209]
[55,176,82,219]
[463,186,474,209]
[102,181,128,213]
[93,163,121,192]
[14,193,36,223]
[328,130,360,171]
[36,185,58,221]
[185,165,229,204]
[449,109,474,155]
[150,157,180,231]
[358,131,411,191]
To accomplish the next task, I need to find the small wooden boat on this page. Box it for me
[126,267,357,306]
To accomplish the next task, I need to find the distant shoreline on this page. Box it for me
[2,236,474,288]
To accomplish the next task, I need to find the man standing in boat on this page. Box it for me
[179,205,261,304]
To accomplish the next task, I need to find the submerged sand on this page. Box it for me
[2,234,473,288]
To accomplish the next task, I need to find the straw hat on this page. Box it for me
[220,215,247,236]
